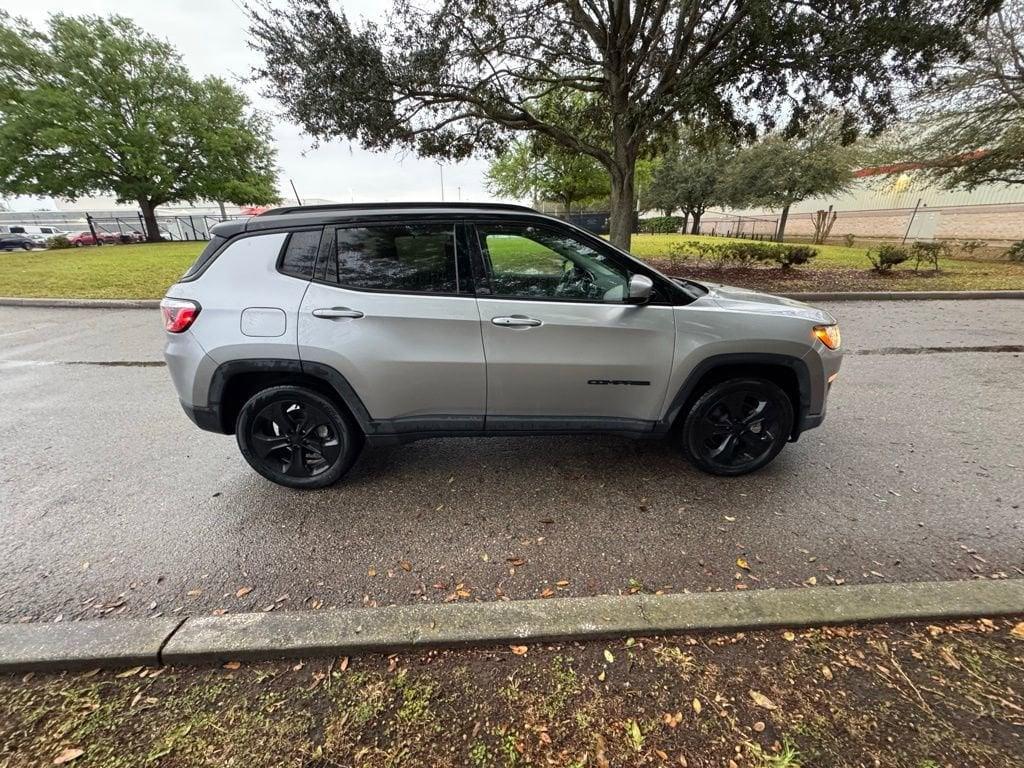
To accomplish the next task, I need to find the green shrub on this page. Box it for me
[1006,240,1024,262]
[868,244,910,272]
[639,216,686,234]
[774,244,818,269]
[45,235,72,249]
[958,238,985,256]
[910,240,949,271]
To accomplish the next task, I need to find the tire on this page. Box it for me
[235,386,362,489]
[681,378,794,476]
[22,243,32,251]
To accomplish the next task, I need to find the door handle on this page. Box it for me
[312,307,364,319]
[491,315,542,328]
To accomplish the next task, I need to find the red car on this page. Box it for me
[68,231,121,246]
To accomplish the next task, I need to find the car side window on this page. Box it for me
[278,229,321,280]
[476,223,629,302]
[328,223,459,294]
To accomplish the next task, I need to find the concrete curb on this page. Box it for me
[0,297,160,309]
[1,579,1021,673]
[3,291,1024,310]
[0,618,183,673]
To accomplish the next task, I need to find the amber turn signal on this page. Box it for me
[813,324,841,350]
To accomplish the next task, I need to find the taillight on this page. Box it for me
[161,298,200,333]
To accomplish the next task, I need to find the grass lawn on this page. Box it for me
[2,234,1023,299]
[0,242,200,299]
[2,618,1022,767]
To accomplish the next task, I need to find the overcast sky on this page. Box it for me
[4,0,506,210]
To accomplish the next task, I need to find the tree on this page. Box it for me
[0,13,279,241]
[720,131,856,241]
[249,0,990,250]
[487,138,608,215]
[878,4,1024,189]
[645,132,734,233]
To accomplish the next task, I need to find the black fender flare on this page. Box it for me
[658,352,811,432]
[206,358,374,434]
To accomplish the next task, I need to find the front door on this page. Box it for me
[298,219,486,431]
[471,221,676,431]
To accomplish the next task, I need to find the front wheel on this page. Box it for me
[681,378,794,476]
[236,386,362,489]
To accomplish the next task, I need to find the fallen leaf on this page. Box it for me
[507,557,526,566]
[556,580,570,587]
[803,576,817,587]
[597,670,606,681]
[222,661,241,670]
[399,560,412,572]
[539,587,555,598]
[753,721,766,733]
[749,690,777,710]
[603,648,615,663]
[115,666,143,678]
[736,557,750,571]
[367,567,377,577]
[339,656,350,671]
[53,748,84,765]
[692,697,702,714]
[510,645,528,656]
[1011,622,1024,638]
[782,631,796,642]
[539,731,551,745]
[663,712,683,728]
[724,516,736,522]
[235,586,252,598]
[186,589,202,597]
[820,665,833,681]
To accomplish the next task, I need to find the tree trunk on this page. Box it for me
[608,159,637,251]
[681,211,690,233]
[776,203,791,242]
[690,210,702,234]
[139,199,162,242]
[561,197,572,219]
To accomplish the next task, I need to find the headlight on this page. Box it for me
[813,324,841,350]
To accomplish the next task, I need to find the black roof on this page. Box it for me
[211,201,550,238]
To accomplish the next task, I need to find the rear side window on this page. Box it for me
[328,223,458,294]
[279,229,321,280]
[181,235,226,279]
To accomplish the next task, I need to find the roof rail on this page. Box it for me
[259,201,538,216]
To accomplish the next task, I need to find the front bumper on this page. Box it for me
[793,344,842,438]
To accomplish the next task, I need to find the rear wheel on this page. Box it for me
[681,378,793,476]
[236,386,362,489]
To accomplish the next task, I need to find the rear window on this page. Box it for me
[279,230,321,280]
[181,236,226,280]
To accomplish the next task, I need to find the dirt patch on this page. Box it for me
[2,618,1022,767]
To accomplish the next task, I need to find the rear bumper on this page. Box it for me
[180,401,226,434]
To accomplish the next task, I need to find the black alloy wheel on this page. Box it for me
[682,378,793,476]
[236,386,360,489]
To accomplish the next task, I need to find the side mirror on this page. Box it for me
[626,274,653,304]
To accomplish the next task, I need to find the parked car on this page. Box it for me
[161,203,842,489]
[0,225,67,244]
[68,231,119,246]
[0,233,36,251]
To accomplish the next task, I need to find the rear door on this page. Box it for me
[297,219,486,431]
[471,220,676,430]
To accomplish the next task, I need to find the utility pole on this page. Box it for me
[289,179,303,206]
[902,198,923,244]
[438,163,445,201]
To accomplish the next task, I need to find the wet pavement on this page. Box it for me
[1,300,1022,623]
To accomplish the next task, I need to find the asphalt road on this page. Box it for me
[1,299,1022,623]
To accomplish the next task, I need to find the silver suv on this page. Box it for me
[162,203,842,489]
